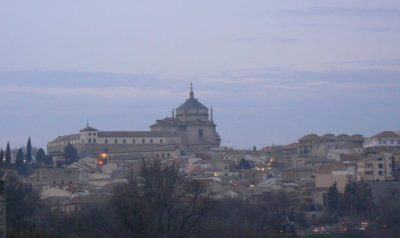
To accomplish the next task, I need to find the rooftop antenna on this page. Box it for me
[86,120,89,127]
[172,108,175,118]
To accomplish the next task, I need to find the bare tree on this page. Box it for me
[113,160,210,238]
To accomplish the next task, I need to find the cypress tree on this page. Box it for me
[26,137,32,163]
[5,142,11,166]
[0,149,3,168]
[15,148,25,175]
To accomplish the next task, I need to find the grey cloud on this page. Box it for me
[340,58,400,68]
[0,85,179,99]
[232,37,298,44]
[286,20,395,33]
[282,7,400,18]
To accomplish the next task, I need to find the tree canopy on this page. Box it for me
[5,142,11,166]
[15,148,28,176]
[4,170,41,229]
[35,148,46,166]
[26,137,32,163]
[0,149,4,169]
[64,143,78,164]
[112,160,210,238]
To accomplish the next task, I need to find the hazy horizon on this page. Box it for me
[1,0,400,150]
[1,69,399,150]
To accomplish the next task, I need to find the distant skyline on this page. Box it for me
[1,1,399,149]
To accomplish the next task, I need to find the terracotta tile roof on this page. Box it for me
[190,166,203,175]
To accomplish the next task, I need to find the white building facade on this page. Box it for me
[363,131,400,148]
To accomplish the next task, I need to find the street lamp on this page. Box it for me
[97,152,108,166]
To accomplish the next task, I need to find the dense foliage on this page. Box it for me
[64,143,78,164]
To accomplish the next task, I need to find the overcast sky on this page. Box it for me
[1,0,400,150]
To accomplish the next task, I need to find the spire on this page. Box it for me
[172,108,175,118]
[86,120,89,127]
[210,106,214,122]
[189,82,194,99]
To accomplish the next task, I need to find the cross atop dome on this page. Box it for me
[190,83,194,99]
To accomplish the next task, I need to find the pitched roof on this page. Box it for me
[97,131,179,138]
[49,134,80,143]
[298,134,319,141]
[370,131,400,139]
[79,126,98,132]
[349,134,365,141]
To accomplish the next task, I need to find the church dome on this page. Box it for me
[175,84,209,122]
[176,97,208,111]
[176,84,208,111]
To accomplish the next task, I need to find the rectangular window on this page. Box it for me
[88,133,91,136]
[198,129,203,137]
[93,133,96,136]
[133,139,135,144]
[150,139,153,143]
[93,139,96,143]
[115,139,118,144]
[379,171,383,176]
[378,163,383,169]
[123,139,126,144]
[88,138,92,143]
[105,139,108,144]
[142,139,145,143]
[160,139,163,144]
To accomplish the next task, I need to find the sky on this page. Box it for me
[0,0,400,150]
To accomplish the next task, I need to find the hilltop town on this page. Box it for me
[1,86,400,237]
